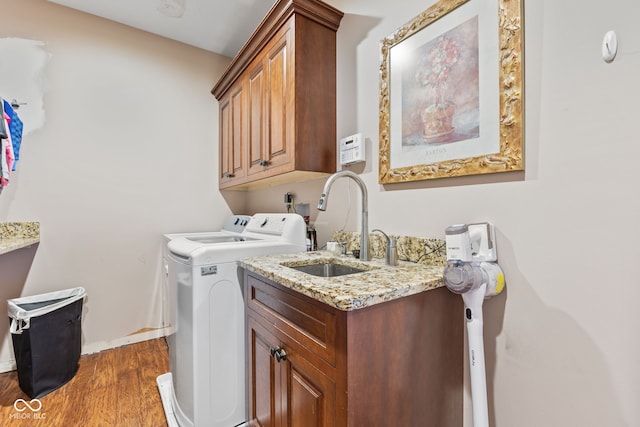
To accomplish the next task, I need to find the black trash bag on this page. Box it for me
[8,287,85,398]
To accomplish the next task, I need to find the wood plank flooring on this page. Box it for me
[0,338,169,427]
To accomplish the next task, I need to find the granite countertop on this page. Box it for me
[239,251,445,311]
[0,222,40,255]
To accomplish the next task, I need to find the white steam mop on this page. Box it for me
[442,223,505,427]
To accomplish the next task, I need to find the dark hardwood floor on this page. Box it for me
[0,338,169,426]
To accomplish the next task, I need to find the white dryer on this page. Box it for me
[157,213,306,427]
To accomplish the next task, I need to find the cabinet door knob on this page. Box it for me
[274,348,287,362]
[269,346,287,362]
[259,160,270,167]
[224,172,235,178]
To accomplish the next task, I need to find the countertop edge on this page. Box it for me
[239,251,445,311]
[0,221,41,255]
[0,237,40,255]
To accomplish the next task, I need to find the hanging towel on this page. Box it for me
[1,139,9,186]
[1,111,13,185]
[3,100,23,170]
[3,113,14,173]
[0,99,7,140]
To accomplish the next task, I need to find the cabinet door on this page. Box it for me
[219,82,246,186]
[246,23,292,177]
[248,315,336,427]
[263,22,293,170]
[284,346,336,427]
[247,60,267,176]
[249,316,279,427]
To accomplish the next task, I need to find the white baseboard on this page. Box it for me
[0,359,16,373]
[81,327,170,355]
[0,327,171,373]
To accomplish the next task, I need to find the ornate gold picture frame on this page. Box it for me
[379,0,523,184]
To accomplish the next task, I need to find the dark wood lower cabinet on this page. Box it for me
[244,270,463,427]
[249,316,336,427]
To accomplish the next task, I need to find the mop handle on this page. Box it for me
[467,316,489,427]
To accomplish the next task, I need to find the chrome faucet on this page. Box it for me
[372,229,398,266]
[317,170,370,261]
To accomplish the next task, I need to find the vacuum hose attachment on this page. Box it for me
[443,260,505,297]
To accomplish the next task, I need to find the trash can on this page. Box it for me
[8,287,86,398]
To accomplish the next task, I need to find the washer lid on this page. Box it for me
[167,235,262,258]
[168,239,305,265]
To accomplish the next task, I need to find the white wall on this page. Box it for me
[246,0,640,425]
[0,0,241,362]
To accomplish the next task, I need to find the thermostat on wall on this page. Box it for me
[340,133,365,165]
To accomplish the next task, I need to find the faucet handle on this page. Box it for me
[337,241,347,255]
[387,236,398,266]
[371,229,398,266]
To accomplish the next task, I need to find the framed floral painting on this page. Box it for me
[379,0,523,184]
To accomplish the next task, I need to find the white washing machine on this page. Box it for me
[157,213,306,427]
[160,215,252,336]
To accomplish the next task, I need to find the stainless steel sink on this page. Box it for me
[288,262,371,278]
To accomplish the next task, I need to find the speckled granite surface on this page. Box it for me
[239,251,445,311]
[0,222,40,255]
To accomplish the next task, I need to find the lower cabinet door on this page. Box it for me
[284,346,336,427]
[249,317,280,427]
[248,315,336,427]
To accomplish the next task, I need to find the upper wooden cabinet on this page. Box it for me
[212,0,343,190]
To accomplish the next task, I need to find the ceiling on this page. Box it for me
[48,0,278,58]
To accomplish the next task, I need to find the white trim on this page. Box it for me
[157,373,181,427]
[81,327,170,355]
[0,359,16,373]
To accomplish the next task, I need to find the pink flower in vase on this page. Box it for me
[415,36,460,108]
[414,35,460,141]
